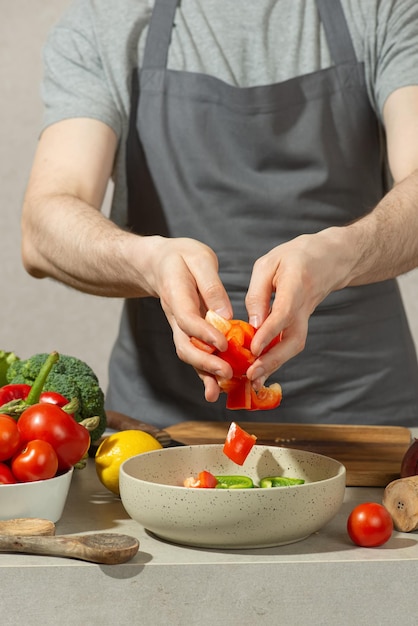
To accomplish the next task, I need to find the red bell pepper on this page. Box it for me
[0,385,69,409]
[223,422,257,465]
[249,383,282,411]
[218,377,252,410]
[191,311,283,411]
[183,470,218,488]
[0,352,72,418]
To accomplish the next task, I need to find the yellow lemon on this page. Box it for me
[95,430,162,495]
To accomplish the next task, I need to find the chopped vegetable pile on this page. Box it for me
[183,471,305,489]
[0,352,101,485]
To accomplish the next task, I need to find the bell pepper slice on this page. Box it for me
[224,378,252,410]
[249,383,282,411]
[198,470,218,488]
[219,379,282,411]
[223,421,257,465]
[205,309,232,335]
[219,337,255,377]
[190,337,216,354]
[183,470,218,489]
[259,476,305,488]
[215,475,254,489]
[226,320,256,349]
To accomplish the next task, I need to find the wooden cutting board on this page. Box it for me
[165,421,413,487]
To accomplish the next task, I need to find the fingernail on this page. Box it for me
[249,315,260,329]
[214,306,231,319]
[252,375,266,391]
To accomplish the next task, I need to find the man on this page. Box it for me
[21,0,418,427]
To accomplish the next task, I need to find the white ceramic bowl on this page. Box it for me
[0,468,74,523]
[119,444,346,549]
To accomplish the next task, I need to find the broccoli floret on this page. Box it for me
[0,350,20,387]
[7,353,107,442]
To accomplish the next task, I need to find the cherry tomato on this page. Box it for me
[0,461,17,484]
[0,414,21,462]
[347,502,393,547]
[17,403,90,471]
[223,422,257,466]
[12,439,58,482]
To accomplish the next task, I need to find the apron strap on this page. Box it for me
[315,0,357,64]
[143,0,356,70]
[142,0,179,69]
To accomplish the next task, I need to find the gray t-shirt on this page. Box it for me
[41,0,418,225]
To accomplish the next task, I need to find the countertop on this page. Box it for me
[2,436,418,626]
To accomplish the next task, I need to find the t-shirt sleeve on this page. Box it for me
[41,3,122,138]
[372,0,418,117]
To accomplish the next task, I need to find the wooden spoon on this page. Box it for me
[0,519,140,564]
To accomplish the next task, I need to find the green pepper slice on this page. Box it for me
[215,475,254,489]
[259,476,305,488]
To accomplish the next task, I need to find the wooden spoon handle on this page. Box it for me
[0,533,140,564]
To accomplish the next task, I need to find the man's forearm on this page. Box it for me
[21,193,158,298]
[323,169,418,290]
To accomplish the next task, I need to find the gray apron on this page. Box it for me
[106,0,418,428]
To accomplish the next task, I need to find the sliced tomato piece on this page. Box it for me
[250,383,282,411]
[223,422,257,466]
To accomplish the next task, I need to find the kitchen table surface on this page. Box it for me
[3,432,418,626]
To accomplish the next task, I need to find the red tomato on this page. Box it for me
[0,462,17,484]
[347,502,393,547]
[0,414,21,462]
[223,422,257,466]
[12,440,58,482]
[17,403,90,471]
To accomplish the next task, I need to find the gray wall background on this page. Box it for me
[1,1,418,393]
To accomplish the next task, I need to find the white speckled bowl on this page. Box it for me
[119,445,346,549]
[0,468,74,523]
